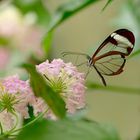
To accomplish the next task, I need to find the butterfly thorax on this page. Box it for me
[88,57,94,67]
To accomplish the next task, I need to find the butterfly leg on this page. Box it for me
[85,66,92,79]
[93,65,107,86]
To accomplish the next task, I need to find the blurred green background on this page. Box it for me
[0,0,140,139]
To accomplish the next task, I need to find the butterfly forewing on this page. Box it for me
[111,31,134,55]
[92,29,135,76]
[61,51,90,66]
[92,29,135,59]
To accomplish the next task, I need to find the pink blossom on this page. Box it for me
[0,75,41,131]
[36,59,86,114]
[1,75,36,118]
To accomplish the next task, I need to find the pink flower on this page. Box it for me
[3,75,41,118]
[0,75,36,131]
[36,59,86,114]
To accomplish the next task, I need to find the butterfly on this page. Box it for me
[62,29,135,86]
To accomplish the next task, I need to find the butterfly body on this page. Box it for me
[62,29,135,86]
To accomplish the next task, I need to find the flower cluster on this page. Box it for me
[1,75,36,118]
[0,75,37,131]
[0,59,86,132]
[36,59,86,114]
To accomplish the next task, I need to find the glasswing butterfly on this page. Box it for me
[62,29,135,86]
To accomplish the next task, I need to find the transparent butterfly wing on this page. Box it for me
[93,37,133,59]
[61,51,90,66]
[94,53,126,76]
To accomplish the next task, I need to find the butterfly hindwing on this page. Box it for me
[94,54,126,76]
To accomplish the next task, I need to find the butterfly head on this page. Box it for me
[87,57,93,67]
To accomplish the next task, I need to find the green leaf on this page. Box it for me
[0,37,11,46]
[129,49,140,59]
[42,31,53,57]
[0,102,4,112]
[13,0,51,26]
[102,0,113,11]
[17,118,120,140]
[21,64,66,119]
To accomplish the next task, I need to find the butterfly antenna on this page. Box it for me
[61,52,90,59]
[76,61,87,67]
[85,66,92,79]
[75,55,79,65]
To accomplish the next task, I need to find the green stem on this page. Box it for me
[0,122,3,135]
[129,49,140,59]
[11,108,49,134]
[87,82,140,95]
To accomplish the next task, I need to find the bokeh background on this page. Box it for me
[0,0,140,139]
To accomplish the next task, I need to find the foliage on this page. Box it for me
[17,118,120,140]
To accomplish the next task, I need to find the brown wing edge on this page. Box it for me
[115,29,135,46]
[92,29,135,59]
[103,55,126,76]
[94,55,126,76]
